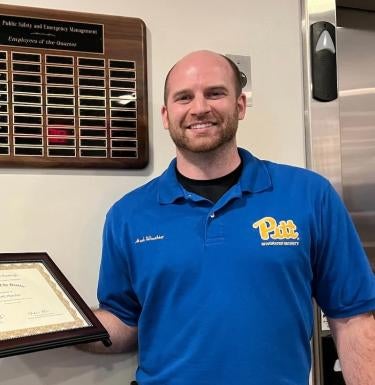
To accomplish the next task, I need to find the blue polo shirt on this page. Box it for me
[98,148,375,385]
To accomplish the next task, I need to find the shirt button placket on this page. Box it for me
[205,211,224,244]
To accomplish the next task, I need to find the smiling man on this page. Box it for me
[161,51,245,159]
[82,50,375,385]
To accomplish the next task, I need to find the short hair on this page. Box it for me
[163,54,244,104]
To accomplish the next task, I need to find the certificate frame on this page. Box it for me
[0,252,110,358]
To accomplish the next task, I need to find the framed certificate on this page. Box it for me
[0,252,110,358]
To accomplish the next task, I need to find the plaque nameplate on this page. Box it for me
[0,15,104,53]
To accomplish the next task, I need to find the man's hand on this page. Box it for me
[77,308,138,354]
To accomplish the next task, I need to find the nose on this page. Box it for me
[190,95,210,116]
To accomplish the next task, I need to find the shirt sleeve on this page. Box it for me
[312,183,375,318]
[97,204,141,326]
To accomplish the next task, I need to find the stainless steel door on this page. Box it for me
[337,7,375,270]
[302,3,375,384]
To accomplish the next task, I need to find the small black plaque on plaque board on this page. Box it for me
[0,4,148,169]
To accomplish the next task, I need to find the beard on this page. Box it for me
[167,110,239,154]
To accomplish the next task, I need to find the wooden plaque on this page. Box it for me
[0,5,148,169]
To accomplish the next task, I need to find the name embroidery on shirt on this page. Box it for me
[252,216,300,246]
[135,235,165,244]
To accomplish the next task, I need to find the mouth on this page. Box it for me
[187,121,217,129]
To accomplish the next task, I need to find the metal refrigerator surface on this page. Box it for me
[337,7,375,269]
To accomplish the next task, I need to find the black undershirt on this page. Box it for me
[176,161,243,203]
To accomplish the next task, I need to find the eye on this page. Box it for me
[206,88,227,99]
[173,92,192,103]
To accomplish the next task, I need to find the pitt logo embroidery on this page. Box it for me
[252,217,299,241]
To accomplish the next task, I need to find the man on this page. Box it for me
[84,50,375,385]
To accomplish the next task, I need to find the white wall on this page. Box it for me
[0,0,305,384]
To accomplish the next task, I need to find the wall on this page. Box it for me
[0,0,305,384]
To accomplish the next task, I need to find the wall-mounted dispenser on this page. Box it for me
[310,21,338,102]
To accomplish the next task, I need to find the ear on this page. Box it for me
[237,93,247,120]
[161,105,169,129]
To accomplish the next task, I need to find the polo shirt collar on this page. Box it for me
[157,158,185,204]
[157,148,272,204]
[238,148,272,193]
